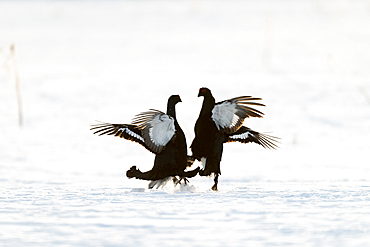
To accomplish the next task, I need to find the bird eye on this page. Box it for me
[201,88,206,93]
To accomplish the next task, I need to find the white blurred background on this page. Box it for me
[1,0,370,187]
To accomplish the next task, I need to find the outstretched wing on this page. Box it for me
[225,126,279,149]
[90,122,155,152]
[212,96,265,134]
[131,109,176,153]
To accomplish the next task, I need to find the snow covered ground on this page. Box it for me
[1,0,370,246]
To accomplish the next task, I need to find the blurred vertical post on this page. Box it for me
[10,44,23,127]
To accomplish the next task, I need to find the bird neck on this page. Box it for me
[200,94,215,116]
[167,103,176,119]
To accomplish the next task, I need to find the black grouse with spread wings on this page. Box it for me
[191,88,279,191]
[91,95,199,189]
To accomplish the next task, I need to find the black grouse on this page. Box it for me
[191,87,279,191]
[91,95,199,189]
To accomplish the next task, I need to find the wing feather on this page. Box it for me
[212,96,265,134]
[225,126,279,149]
[91,109,176,154]
[131,109,176,153]
[90,122,156,152]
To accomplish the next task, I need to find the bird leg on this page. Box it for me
[211,173,219,191]
[173,167,201,186]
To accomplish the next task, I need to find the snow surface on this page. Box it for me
[1,0,370,246]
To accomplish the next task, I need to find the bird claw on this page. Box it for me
[173,177,189,186]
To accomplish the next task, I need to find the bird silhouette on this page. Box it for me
[191,88,279,191]
[91,95,199,189]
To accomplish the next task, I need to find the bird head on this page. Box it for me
[198,87,211,97]
[169,95,182,105]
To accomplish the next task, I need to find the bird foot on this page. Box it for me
[173,177,189,186]
[211,183,218,191]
